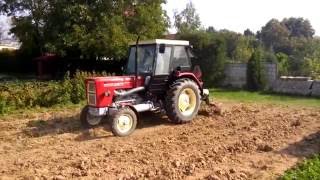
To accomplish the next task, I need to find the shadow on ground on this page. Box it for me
[22,111,172,139]
[137,111,171,129]
[278,131,320,158]
[22,114,83,137]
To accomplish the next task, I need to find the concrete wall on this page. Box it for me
[272,77,313,96]
[223,63,319,98]
[311,80,320,97]
[223,63,247,88]
[223,63,277,88]
[272,77,320,97]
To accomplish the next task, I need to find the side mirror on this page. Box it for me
[187,46,195,58]
[159,44,166,54]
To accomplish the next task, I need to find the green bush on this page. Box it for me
[282,154,320,180]
[178,31,227,86]
[276,52,290,76]
[0,92,9,114]
[70,71,88,104]
[247,48,267,91]
[0,71,112,114]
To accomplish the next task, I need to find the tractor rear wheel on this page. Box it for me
[111,107,138,137]
[166,79,201,124]
[80,106,103,128]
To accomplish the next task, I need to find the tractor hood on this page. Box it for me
[86,76,145,90]
[85,76,145,108]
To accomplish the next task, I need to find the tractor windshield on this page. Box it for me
[126,45,156,75]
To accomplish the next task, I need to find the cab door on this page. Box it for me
[148,44,172,95]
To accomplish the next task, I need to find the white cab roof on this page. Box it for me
[129,39,189,46]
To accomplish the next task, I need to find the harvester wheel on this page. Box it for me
[166,79,201,124]
[80,105,103,128]
[111,107,137,137]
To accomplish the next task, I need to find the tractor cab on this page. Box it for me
[126,39,194,76]
[125,39,198,95]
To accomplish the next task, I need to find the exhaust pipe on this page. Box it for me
[135,36,140,87]
[114,87,145,97]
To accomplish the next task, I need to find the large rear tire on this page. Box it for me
[165,79,201,124]
[80,106,103,128]
[111,107,138,137]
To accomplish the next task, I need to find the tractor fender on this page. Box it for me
[174,72,204,90]
[125,105,140,120]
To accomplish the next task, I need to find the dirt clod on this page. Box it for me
[53,175,66,180]
[172,160,182,168]
[229,168,236,173]
[205,174,221,180]
[291,120,302,127]
[257,144,274,152]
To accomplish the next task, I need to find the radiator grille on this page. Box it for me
[87,81,96,106]
[88,93,96,106]
[88,81,96,93]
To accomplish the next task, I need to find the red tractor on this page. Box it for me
[81,39,210,137]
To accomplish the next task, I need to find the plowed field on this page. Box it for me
[0,102,319,179]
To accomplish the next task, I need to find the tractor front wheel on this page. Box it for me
[80,106,103,128]
[111,107,138,137]
[166,79,201,124]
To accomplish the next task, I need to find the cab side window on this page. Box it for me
[171,46,190,71]
[155,46,172,75]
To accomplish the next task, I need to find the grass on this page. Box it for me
[210,89,320,108]
[282,155,320,180]
[1,88,319,118]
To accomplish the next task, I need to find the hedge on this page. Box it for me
[0,71,112,114]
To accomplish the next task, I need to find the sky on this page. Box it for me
[1,1,320,37]
[0,15,12,39]
[163,0,320,36]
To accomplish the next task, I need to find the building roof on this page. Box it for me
[129,39,189,46]
[0,44,19,50]
[164,34,177,40]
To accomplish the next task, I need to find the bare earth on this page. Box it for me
[0,102,320,180]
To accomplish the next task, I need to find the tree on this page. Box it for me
[0,0,50,55]
[301,39,320,78]
[206,26,216,33]
[174,1,201,33]
[233,36,255,63]
[282,18,315,38]
[244,28,255,37]
[276,52,289,75]
[0,0,169,58]
[259,17,319,76]
[247,47,266,91]
[219,30,255,63]
[260,19,290,52]
[178,31,227,86]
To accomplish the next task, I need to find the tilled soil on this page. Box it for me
[0,102,320,180]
